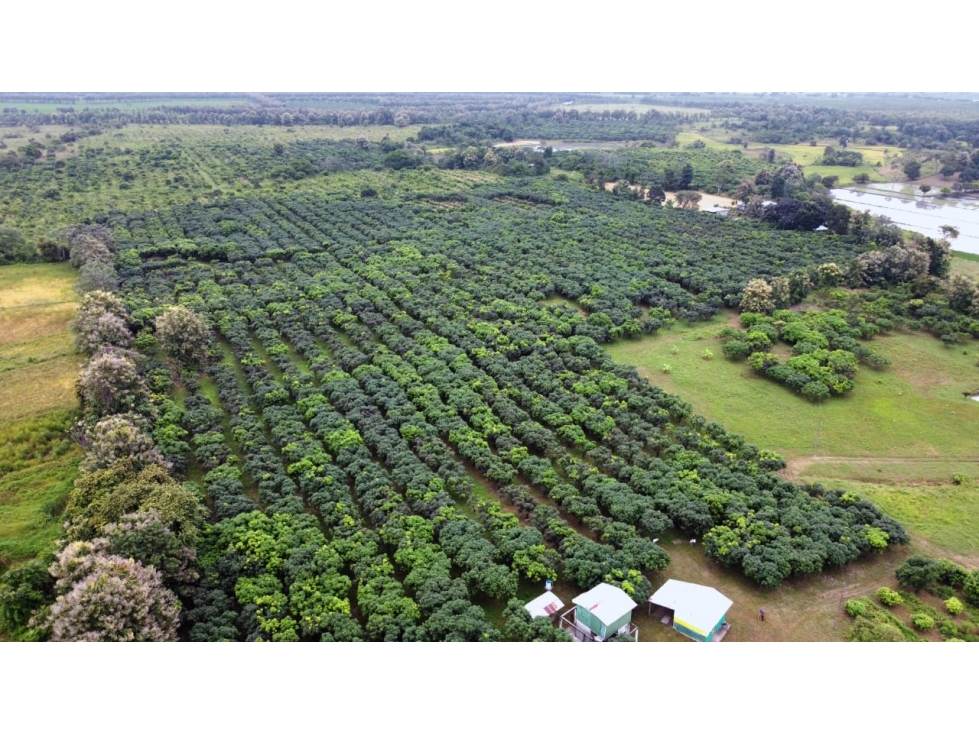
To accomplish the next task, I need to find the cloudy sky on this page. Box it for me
[4,1,974,93]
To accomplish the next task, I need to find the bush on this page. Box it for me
[801,381,830,402]
[877,587,902,607]
[722,340,750,360]
[911,613,935,631]
[844,599,869,618]
[896,555,943,591]
[965,570,979,606]
[846,617,903,642]
[945,597,964,615]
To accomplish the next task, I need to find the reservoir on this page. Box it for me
[831,184,979,255]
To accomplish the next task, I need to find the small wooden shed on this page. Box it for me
[561,583,638,641]
[648,579,733,642]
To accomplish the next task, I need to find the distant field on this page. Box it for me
[1,97,251,112]
[673,130,904,183]
[0,262,81,568]
[110,123,423,147]
[557,103,711,116]
[803,164,886,184]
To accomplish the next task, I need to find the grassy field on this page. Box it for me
[606,313,979,459]
[110,123,423,147]
[0,263,83,422]
[0,263,81,569]
[606,312,979,620]
[673,130,902,184]
[607,310,979,639]
[951,251,979,279]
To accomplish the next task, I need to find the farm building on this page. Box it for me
[648,579,733,642]
[524,591,564,620]
[559,583,639,641]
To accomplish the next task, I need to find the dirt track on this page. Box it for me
[780,455,978,481]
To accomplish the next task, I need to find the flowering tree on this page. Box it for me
[43,541,179,642]
[81,414,167,473]
[77,350,149,417]
[155,306,212,371]
[73,290,134,354]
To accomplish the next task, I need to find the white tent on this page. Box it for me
[649,579,733,640]
[524,591,564,619]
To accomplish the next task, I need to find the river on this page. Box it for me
[831,184,979,255]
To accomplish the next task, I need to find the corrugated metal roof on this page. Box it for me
[572,583,637,626]
[524,591,564,619]
[649,579,733,634]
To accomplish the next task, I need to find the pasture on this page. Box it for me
[0,263,82,568]
[606,314,979,460]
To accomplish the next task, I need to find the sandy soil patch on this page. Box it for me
[663,191,736,209]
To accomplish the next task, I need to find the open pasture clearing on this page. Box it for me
[0,263,81,422]
[0,264,81,568]
[674,130,904,179]
[605,313,979,460]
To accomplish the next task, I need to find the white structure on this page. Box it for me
[524,591,564,620]
[648,579,733,642]
[559,583,639,641]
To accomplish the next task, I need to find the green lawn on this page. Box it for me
[606,314,979,460]
[803,164,886,184]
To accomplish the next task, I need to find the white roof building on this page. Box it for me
[649,579,733,641]
[524,591,564,619]
[572,583,637,627]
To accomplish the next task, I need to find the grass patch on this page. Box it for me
[0,456,79,567]
[0,263,82,422]
[951,252,979,279]
[606,314,979,459]
[0,262,77,308]
[798,460,978,485]
[0,262,81,566]
[0,409,78,476]
[803,164,886,184]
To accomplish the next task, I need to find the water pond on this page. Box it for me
[831,184,979,255]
